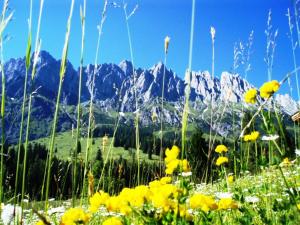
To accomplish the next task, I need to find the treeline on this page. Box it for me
[93,124,182,159]
[1,141,161,201]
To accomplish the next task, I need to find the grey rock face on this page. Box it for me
[3,50,298,126]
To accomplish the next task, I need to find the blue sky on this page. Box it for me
[3,0,300,97]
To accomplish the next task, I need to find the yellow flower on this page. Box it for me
[297,203,300,210]
[216,156,229,166]
[218,198,238,210]
[280,157,291,167]
[190,194,218,212]
[244,88,257,104]
[165,146,180,163]
[165,159,179,175]
[102,217,123,225]
[151,193,171,212]
[164,36,170,54]
[60,208,90,225]
[89,191,110,213]
[243,131,260,142]
[36,221,45,225]
[227,175,234,183]
[160,176,172,184]
[215,145,228,154]
[259,80,280,99]
[179,159,190,172]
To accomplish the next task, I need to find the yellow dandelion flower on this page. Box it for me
[218,198,238,210]
[165,159,179,175]
[260,80,280,99]
[60,208,90,225]
[160,176,172,184]
[227,175,234,183]
[244,88,257,104]
[102,217,123,225]
[165,146,180,163]
[280,157,291,167]
[215,145,228,154]
[243,131,260,142]
[190,194,218,212]
[36,221,45,225]
[216,156,229,166]
[179,159,190,172]
[89,191,110,213]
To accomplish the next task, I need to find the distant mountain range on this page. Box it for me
[1,50,299,142]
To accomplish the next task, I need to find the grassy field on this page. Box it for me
[30,130,160,163]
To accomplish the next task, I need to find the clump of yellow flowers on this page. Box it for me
[243,131,260,142]
[164,145,190,175]
[56,146,238,225]
[259,80,280,99]
[215,145,229,166]
[60,208,90,225]
[244,88,257,104]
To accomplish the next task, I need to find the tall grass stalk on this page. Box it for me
[160,37,169,175]
[73,0,86,207]
[44,0,74,211]
[123,1,140,185]
[181,0,195,161]
[294,0,300,50]
[207,26,215,156]
[287,8,300,150]
[0,0,13,205]
[14,0,33,208]
[81,0,108,204]
[21,0,44,213]
[287,8,300,103]
[265,10,278,82]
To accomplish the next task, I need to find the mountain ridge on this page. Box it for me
[1,50,299,142]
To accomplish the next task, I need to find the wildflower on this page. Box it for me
[179,159,190,172]
[164,36,170,54]
[1,204,21,225]
[243,131,260,142]
[280,157,291,167]
[259,80,280,99]
[190,194,217,212]
[216,156,229,166]
[215,145,228,154]
[165,159,179,175]
[160,176,172,184]
[218,198,238,210]
[36,221,46,225]
[227,175,234,183]
[261,134,279,141]
[181,171,192,177]
[244,88,257,104]
[102,217,123,225]
[215,192,233,199]
[89,191,110,213]
[60,208,90,225]
[165,146,180,163]
[245,196,260,203]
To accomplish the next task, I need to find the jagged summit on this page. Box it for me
[3,50,298,113]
